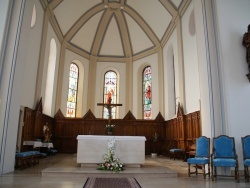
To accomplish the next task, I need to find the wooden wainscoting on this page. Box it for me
[22,99,201,155]
[164,104,201,157]
[53,110,166,154]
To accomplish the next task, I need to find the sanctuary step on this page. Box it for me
[41,154,179,178]
[41,165,177,178]
[13,154,185,178]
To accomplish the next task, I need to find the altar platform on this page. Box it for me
[39,154,184,178]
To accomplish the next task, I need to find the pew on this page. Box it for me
[15,151,42,170]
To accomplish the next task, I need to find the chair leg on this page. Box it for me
[211,164,214,181]
[244,166,247,181]
[202,165,206,179]
[246,166,249,182]
[188,164,191,177]
[235,165,240,183]
[208,163,210,177]
[212,166,217,181]
[195,165,198,175]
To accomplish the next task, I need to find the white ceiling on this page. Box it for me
[45,0,187,61]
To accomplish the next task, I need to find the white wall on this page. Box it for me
[163,29,180,120]
[182,1,200,114]
[95,62,126,118]
[61,49,89,117]
[215,0,250,168]
[41,22,61,116]
[0,0,11,73]
[20,1,44,108]
[133,53,159,119]
[0,0,26,174]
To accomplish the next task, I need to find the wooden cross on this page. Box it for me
[97,102,122,122]
[97,96,122,124]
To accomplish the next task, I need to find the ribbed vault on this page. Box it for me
[41,0,188,62]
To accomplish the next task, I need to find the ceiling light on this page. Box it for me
[120,5,124,10]
[104,4,109,9]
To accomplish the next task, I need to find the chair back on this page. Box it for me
[242,135,250,159]
[195,136,210,158]
[213,135,236,158]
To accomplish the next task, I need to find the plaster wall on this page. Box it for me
[163,29,180,120]
[41,22,61,117]
[20,1,44,109]
[0,0,26,174]
[0,0,11,73]
[215,0,250,168]
[182,1,200,114]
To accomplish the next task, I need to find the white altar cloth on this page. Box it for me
[76,135,146,166]
[23,141,42,148]
[41,142,54,148]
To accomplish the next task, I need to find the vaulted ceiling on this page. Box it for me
[42,0,189,62]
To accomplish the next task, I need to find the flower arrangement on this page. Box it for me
[98,138,124,172]
[106,124,115,132]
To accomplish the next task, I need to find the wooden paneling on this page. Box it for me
[22,99,54,152]
[22,100,201,155]
[52,112,166,155]
[164,104,201,156]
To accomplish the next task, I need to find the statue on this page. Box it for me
[243,24,250,80]
[97,89,122,135]
[43,122,52,142]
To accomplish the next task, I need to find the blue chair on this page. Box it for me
[211,135,239,182]
[187,136,210,179]
[241,135,250,182]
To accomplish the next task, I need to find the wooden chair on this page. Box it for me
[161,140,173,156]
[188,144,196,158]
[211,135,239,182]
[187,136,210,179]
[184,143,196,161]
[169,140,184,160]
[241,135,250,182]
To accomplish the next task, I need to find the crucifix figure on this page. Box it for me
[97,91,122,124]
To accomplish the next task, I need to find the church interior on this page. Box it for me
[0,0,250,187]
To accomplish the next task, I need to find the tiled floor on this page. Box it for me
[0,154,250,188]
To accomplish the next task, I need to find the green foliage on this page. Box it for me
[152,132,159,142]
[152,132,159,153]
[106,124,115,132]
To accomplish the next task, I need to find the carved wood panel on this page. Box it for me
[22,101,201,155]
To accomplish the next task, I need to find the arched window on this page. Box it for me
[103,71,117,119]
[30,4,36,28]
[143,66,152,119]
[66,63,79,117]
[44,38,56,116]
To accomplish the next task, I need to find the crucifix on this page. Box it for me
[97,92,122,124]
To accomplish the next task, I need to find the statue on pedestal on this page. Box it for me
[243,24,250,81]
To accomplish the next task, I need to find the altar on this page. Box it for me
[76,135,146,167]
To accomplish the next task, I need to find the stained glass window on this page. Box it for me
[143,66,152,119]
[103,71,117,119]
[66,63,78,117]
